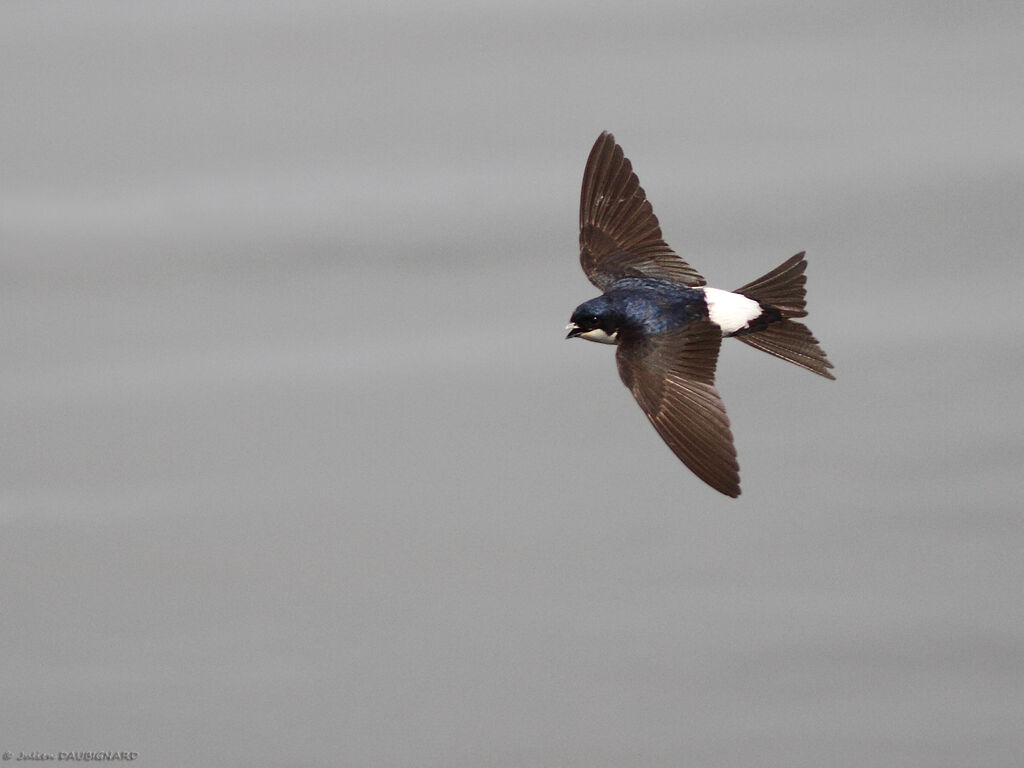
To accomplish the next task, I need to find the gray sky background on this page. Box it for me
[2,2,1023,766]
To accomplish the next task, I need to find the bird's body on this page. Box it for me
[567,132,834,497]
[571,279,769,344]
[570,279,705,344]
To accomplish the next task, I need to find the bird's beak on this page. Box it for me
[565,322,582,340]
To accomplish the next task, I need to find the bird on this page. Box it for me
[566,131,834,497]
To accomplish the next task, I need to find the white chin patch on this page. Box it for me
[578,328,619,344]
[702,287,762,335]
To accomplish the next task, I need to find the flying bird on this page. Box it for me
[566,132,834,497]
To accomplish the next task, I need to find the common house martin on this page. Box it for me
[567,132,834,497]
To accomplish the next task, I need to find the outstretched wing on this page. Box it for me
[579,132,705,291]
[615,320,740,497]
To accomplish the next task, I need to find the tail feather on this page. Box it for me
[734,252,835,379]
[734,320,835,379]
[735,251,808,319]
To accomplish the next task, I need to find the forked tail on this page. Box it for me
[733,252,836,379]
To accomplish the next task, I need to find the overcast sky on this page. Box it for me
[2,2,1022,766]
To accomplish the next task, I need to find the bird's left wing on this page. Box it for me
[615,320,740,497]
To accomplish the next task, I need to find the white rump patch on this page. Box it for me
[702,287,762,335]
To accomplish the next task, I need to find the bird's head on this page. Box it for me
[566,297,621,344]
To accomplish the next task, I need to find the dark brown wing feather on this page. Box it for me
[616,320,740,497]
[579,132,705,291]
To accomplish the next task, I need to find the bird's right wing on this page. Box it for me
[616,320,740,497]
[579,132,706,291]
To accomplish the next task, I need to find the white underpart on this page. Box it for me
[702,287,762,335]
[578,328,619,344]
